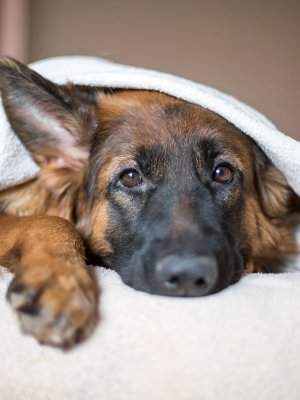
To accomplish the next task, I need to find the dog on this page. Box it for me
[0,57,299,348]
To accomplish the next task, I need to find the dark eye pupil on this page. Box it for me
[215,167,225,176]
[120,170,141,187]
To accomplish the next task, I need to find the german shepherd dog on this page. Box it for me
[0,57,299,347]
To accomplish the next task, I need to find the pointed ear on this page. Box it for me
[0,56,99,169]
[254,146,291,218]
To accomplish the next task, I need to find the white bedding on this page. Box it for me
[1,265,300,400]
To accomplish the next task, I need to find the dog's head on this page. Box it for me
[0,57,298,296]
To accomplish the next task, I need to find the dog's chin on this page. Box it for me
[121,277,242,297]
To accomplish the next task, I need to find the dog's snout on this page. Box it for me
[155,255,218,297]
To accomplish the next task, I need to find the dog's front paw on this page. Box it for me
[7,262,98,348]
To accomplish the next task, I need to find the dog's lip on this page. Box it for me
[230,266,245,284]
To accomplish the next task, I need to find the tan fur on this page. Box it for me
[87,201,113,256]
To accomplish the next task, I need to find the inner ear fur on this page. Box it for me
[251,140,294,218]
[256,162,291,219]
[0,56,99,170]
[0,56,103,206]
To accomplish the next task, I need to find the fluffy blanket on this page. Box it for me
[1,262,300,400]
[0,56,300,400]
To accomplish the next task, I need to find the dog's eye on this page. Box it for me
[212,165,233,183]
[119,169,142,188]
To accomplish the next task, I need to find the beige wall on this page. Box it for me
[21,1,300,140]
[0,0,30,62]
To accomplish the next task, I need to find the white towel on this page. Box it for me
[1,265,300,400]
[0,57,300,400]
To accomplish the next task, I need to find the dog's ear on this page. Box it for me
[242,144,298,273]
[0,57,99,170]
[254,146,291,218]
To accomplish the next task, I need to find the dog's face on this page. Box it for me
[0,58,297,297]
[85,91,254,295]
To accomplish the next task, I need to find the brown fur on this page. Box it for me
[0,57,299,348]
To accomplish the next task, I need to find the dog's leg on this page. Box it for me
[0,214,98,348]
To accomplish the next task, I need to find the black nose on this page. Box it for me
[155,255,218,296]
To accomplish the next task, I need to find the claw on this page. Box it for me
[7,278,41,308]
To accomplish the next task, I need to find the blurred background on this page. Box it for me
[0,0,299,139]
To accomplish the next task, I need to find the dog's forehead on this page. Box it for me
[90,90,256,192]
[97,90,251,149]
